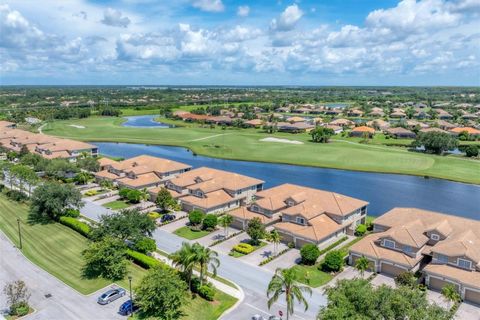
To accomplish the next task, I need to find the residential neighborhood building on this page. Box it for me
[154,167,264,214]
[385,127,417,139]
[349,208,480,305]
[350,126,375,137]
[95,155,192,189]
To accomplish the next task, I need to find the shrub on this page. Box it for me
[189,209,205,226]
[84,190,98,197]
[322,250,344,272]
[202,214,218,230]
[134,237,157,254]
[300,244,320,265]
[465,145,479,157]
[10,301,29,316]
[190,277,201,293]
[127,189,143,203]
[198,285,215,301]
[118,188,131,199]
[395,271,417,288]
[125,249,162,269]
[355,224,367,236]
[147,212,161,220]
[287,242,295,249]
[59,216,91,237]
[4,189,27,202]
[64,208,80,218]
[233,243,254,254]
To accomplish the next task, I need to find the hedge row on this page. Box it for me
[58,216,91,238]
[126,249,162,269]
[318,236,348,256]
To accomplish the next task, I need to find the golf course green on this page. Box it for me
[41,116,480,184]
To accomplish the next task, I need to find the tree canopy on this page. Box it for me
[82,236,127,280]
[30,181,83,220]
[412,131,458,154]
[310,127,335,143]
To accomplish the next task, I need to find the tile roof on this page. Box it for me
[229,206,276,224]
[275,214,344,242]
[424,264,480,290]
[180,189,235,209]
[117,172,162,188]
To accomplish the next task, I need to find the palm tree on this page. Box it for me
[267,268,312,320]
[354,256,370,278]
[193,243,220,285]
[219,214,233,237]
[441,284,461,310]
[269,230,281,255]
[140,188,149,202]
[170,242,196,290]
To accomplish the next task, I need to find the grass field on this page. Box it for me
[174,226,211,240]
[291,264,333,287]
[41,116,480,184]
[102,200,131,210]
[0,195,236,318]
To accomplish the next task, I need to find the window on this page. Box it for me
[458,258,472,269]
[383,239,395,249]
[404,245,412,253]
[430,233,440,241]
[251,205,259,212]
[287,201,295,207]
[296,217,305,224]
[436,254,448,264]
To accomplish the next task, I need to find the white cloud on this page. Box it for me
[191,0,224,12]
[221,26,262,42]
[237,5,250,17]
[101,8,131,28]
[270,4,303,32]
[0,4,44,48]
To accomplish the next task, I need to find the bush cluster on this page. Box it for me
[355,224,367,236]
[4,189,28,202]
[59,216,91,238]
[9,301,29,317]
[84,189,99,197]
[125,249,161,269]
[321,250,345,272]
[147,212,162,220]
[232,243,254,254]
[202,214,217,230]
[134,237,157,254]
[198,285,215,301]
[64,208,80,218]
[300,244,321,265]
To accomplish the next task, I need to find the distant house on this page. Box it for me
[420,127,448,134]
[385,127,416,139]
[366,119,390,131]
[347,109,364,117]
[277,122,315,133]
[324,125,343,134]
[449,127,480,137]
[435,120,456,130]
[286,116,305,123]
[206,116,232,125]
[390,109,406,118]
[350,126,375,137]
[329,118,354,127]
[244,119,263,128]
[368,107,385,117]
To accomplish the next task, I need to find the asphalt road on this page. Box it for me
[0,232,128,320]
[81,198,327,319]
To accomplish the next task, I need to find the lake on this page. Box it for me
[122,115,172,128]
[93,142,480,220]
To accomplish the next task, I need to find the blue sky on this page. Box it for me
[1,0,479,86]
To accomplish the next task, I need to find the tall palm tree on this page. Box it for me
[193,243,220,285]
[441,284,461,310]
[219,214,233,237]
[269,230,281,255]
[170,242,196,290]
[354,256,370,278]
[267,268,312,320]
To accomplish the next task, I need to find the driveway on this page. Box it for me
[80,198,113,221]
[332,266,373,282]
[0,232,125,320]
[195,227,239,246]
[263,249,301,273]
[370,274,397,288]
[426,290,451,310]
[455,302,480,320]
[240,242,289,266]
[157,216,189,233]
[211,232,250,255]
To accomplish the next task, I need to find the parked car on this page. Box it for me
[268,316,281,320]
[252,315,266,320]
[161,214,176,223]
[119,299,139,316]
[97,288,126,305]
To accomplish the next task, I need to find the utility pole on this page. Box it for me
[17,218,22,250]
[128,276,133,314]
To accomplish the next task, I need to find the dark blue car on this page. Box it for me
[119,300,139,316]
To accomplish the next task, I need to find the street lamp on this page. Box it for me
[17,218,22,250]
[128,276,133,315]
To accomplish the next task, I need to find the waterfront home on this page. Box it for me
[366,119,390,131]
[350,126,375,137]
[276,122,315,133]
[272,184,368,248]
[348,208,480,305]
[449,127,480,137]
[95,155,191,190]
[154,167,264,214]
[385,127,416,139]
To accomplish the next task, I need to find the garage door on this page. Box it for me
[465,289,480,305]
[428,277,451,292]
[230,219,245,230]
[296,238,315,249]
[380,263,406,276]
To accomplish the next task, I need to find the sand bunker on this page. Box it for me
[69,125,85,129]
[260,137,304,145]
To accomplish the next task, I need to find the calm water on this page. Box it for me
[93,142,480,219]
[122,115,172,128]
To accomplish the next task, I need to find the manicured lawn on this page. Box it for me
[102,200,131,210]
[291,264,333,288]
[0,195,145,294]
[42,117,480,184]
[0,195,236,318]
[174,226,211,240]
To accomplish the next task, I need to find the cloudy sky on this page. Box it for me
[1,0,479,86]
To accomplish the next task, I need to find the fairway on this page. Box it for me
[42,117,480,184]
